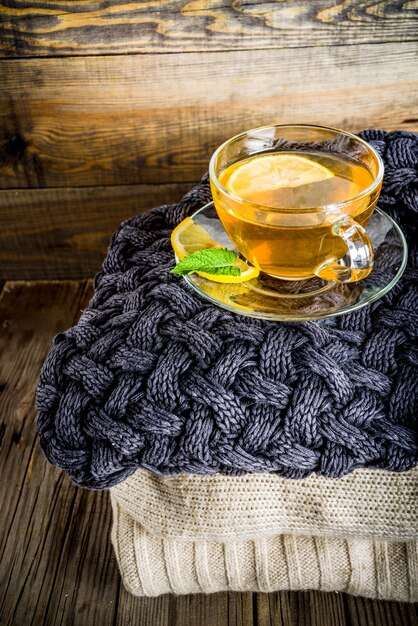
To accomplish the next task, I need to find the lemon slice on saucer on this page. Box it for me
[224,153,334,200]
[171,217,259,283]
[170,217,219,257]
[198,259,259,283]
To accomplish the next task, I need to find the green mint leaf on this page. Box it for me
[171,248,241,276]
[202,265,241,276]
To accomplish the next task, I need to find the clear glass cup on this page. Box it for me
[209,124,384,283]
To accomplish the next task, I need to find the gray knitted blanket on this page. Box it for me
[36,130,418,490]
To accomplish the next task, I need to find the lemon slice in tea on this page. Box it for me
[171,217,259,283]
[224,153,334,201]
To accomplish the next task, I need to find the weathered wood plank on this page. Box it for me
[0,43,417,189]
[115,590,173,626]
[0,183,190,279]
[343,594,418,626]
[0,0,417,58]
[227,593,254,626]
[116,591,240,626]
[41,488,120,626]
[256,590,348,626]
[0,280,121,626]
[172,592,253,626]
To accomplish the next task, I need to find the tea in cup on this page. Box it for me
[209,125,384,283]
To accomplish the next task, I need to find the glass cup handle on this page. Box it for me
[315,216,374,283]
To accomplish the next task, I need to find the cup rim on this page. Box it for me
[208,123,385,213]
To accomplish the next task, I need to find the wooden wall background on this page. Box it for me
[0,1,417,279]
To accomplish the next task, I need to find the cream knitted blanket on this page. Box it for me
[110,467,418,600]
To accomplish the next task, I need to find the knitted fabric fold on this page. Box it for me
[111,466,418,542]
[110,470,418,601]
[36,130,418,490]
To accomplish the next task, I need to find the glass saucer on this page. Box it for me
[180,202,408,321]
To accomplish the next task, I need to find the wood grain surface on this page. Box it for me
[0,0,417,57]
[1,42,417,190]
[0,280,119,626]
[0,183,190,279]
[0,280,417,625]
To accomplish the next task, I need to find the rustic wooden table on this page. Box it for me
[0,280,417,626]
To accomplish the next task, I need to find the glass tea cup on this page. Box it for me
[209,124,384,283]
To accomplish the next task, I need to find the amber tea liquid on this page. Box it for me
[214,151,376,280]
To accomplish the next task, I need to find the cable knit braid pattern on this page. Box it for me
[36,130,418,489]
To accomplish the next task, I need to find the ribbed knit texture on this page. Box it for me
[110,470,418,601]
[36,130,418,489]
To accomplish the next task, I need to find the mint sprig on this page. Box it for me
[171,248,241,277]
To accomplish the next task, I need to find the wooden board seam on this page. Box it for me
[2,42,412,61]
[1,36,417,61]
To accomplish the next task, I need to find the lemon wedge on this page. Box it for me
[171,217,259,283]
[170,217,219,258]
[224,153,334,199]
